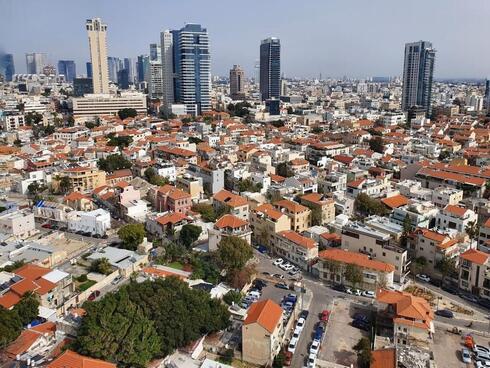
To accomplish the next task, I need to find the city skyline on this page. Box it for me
[1,0,490,79]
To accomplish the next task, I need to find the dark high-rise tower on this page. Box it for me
[58,60,76,82]
[260,37,281,101]
[0,53,15,81]
[401,41,436,116]
[230,65,245,100]
[86,62,93,78]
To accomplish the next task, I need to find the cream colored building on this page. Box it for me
[208,214,252,251]
[55,167,106,193]
[249,203,290,247]
[213,189,249,220]
[459,249,490,299]
[431,187,464,208]
[86,18,109,94]
[300,193,335,225]
[72,93,147,117]
[175,174,204,201]
[0,210,36,239]
[242,299,283,366]
[270,230,318,271]
[273,199,311,233]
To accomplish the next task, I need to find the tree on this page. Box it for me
[190,253,221,284]
[75,289,161,367]
[286,106,294,115]
[355,193,388,216]
[345,264,363,288]
[15,292,40,325]
[223,290,242,306]
[118,224,146,251]
[238,178,262,193]
[228,264,255,289]
[435,255,458,281]
[144,167,169,186]
[438,150,451,161]
[90,258,113,275]
[57,175,72,194]
[276,162,292,178]
[353,337,372,368]
[97,154,132,172]
[117,108,138,120]
[107,135,133,149]
[219,349,234,364]
[400,214,412,248]
[273,350,286,368]
[413,256,427,274]
[24,111,43,126]
[0,260,25,272]
[179,224,202,248]
[311,126,323,134]
[465,220,479,246]
[192,203,218,222]
[188,136,203,144]
[0,307,22,349]
[218,236,253,272]
[368,136,385,154]
[309,206,323,226]
[27,181,44,198]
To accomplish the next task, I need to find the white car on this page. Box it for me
[361,291,375,298]
[307,353,317,368]
[345,288,353,294]
[416,274,431,283]
[474,345,490,355]
[288,337,298,353]
[353,289,362,296]
[283,264,294,271]
[310,340,320,356]
[296,317,306,331]
[292,328,301,340]
[273,258,284,266]
[477,361,490,368]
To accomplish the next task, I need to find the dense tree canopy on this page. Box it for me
[354,193,389,216]
[144,167,169,186]
[0,293,40,348]
[117,108,138,120]
[118,224,146,251]
[107,135,133,149]
[218,236,253,272]
[179,224,202,248]
[89,258,113,275]
[97,154,132,172]
[368,136,385,154]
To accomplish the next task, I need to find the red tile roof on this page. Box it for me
[274,199,309,214]
[254,203,285,221]
[370,348,396,368]
[278,230,317,250]
[214,189,248,207]
[460,249,489,265]
[381,194,409,209]
[215,214,248,229]
[48,350,117,368]
[443,204,468,217]
[319,249,395,273]
[244,299,283,333]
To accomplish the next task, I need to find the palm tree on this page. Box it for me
[465,221,479,247]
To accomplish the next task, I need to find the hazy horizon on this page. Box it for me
[1,0,490,79]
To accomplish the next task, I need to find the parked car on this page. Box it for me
[441,284,459,295]
[292,328,301,340]
[253,279,267,289]
[307,353,317,368]
[475,351,490,363]
[332,284,347,292]
[276,282,289,290]
[361,291,375,298]
[288,337,298,353]
[435,309,454,318]
[460,293,479,303]
[314,324,325,341]
[273,258,284,266]
[353,289,362,296]
[477,361,490,368]
[111,276,122,285]
[474,345,490,355]
[354,313,371,324]
[310,340,320,356]
[284,351,293,366]
[352,319,370,331]
[416,274,431,283]
[320,310,330,322]
[296,317,306,331]
[41,223,51,229]
[273,273,285,279]
[88,290,100,301]
[300,310,309,319]
[478,298,490,310]
[461,348,472,363]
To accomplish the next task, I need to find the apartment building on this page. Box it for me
[305,142,349,164]
[478,218,490,253]
[346,177,390,198]
[67,208,111,236]
[249,203,290,247]
[435,205,477,234]
[459,249,490,299]
[0,210,36,239]
[341,222,409,283]
[175,174,204,201]
[187,162,225,194]
[315,248,395,291]
[300,193,336,225]
[213,189,249,221]
[432,187,464,208]
[0,114,25,131]
[390,201,439,229]
[273,199,311,233]
[208,214,252,251]
[56,167,106,193]
[152,185,192,214]
[270,230,318,270]
[242,299,283,366]
[72,92,147,117]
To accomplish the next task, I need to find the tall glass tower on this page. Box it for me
[0,53,15,81]
[260,37,281,101]
[401,41,436,116]
[58,60,76,82]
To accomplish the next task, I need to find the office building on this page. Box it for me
[485,79,490,111]
[401,41,436,116]
[148,61,163,99]
[0,53,15,81]
[86,17,109,94]
[86,62,92,78]
[107,56,121,83]
[150,43,161,61]
[123,57,134,83]
[260,37,280,100]
[172,24,211,115]
[25,53,46,74]
[160,30,175,108]
[117,68,129,89]
[230,64,245,100]
[73,78,93,96]
[57,60,76,82]
[136,55,149,83]
[72,92,147,116]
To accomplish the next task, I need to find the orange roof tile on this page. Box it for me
[156,212,189,225]
[274,199,309,214]
[381,194,409,209]
[370,348,396,368]
[444,204,468,217]
[215,214,248,229]
[48,350,117,368]
[318,249,395,273]
[244,299,283,333]
[460,249,489,265]
[415,228,447,243]
[213,189,248,207]
[278,230,316,250]
[254,203,284,221]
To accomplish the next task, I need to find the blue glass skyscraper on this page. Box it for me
[0,53,15,81]
[260,37,281,101]
[57,60,76,82]
[86,62,93,78]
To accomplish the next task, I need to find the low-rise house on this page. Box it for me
[435,204,477,234]
[478,218,490,253]
[270,230,318,270]
[213,189,249,221]
[242,299,283,366]
[176,174,204,201]
[432,187,464,208]
[47,350,116,368]
[4,321,57,362]
[152,184,192,214]
[315,248,394,290]
[458,249,490,299]
[273,199,311,233]
[300,193,336,225]
[87,246,148,277]
[376,289,434,347]
[249,203,291,247]
[341,222,409,283]
[208,214,252,251]
[63,191,94,211]
[106,168,133,186]
[146,212,191,238]
[390,201,439,229]
[67,208,111,236]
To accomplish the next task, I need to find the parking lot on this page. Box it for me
[320,298,371,367]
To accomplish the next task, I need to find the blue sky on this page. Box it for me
[1,0,489,78]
